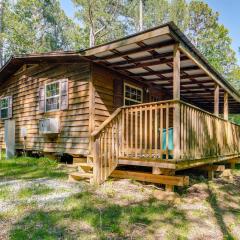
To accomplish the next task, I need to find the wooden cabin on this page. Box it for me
[0,22,240,190]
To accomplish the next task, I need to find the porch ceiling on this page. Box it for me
[80,23,240,114]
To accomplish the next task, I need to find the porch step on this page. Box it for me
[111,170,189,191]
[74,162,94,168]
[68,172,93,182]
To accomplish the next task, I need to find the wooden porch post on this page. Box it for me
[173,44,181,160]
[173,44,180,100]
[224,92,229,120]
[214,84,219,116]
[89,64,96,153]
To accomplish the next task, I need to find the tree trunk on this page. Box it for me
[0,0,4,67]
[139,0,143,31]
[89,26,95,48]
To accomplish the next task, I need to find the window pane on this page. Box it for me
[46,97,60,111]
[1,108,8,118]
[124,84,142,106]
[46,82,59,98]
[0,98,8,108]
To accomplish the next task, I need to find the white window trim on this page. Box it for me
[45,80,61,113]
[0,96,9,120]
[124,82,143,106]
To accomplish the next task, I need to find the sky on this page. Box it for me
[60,0,240,63]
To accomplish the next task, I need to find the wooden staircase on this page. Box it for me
[68,159,94,183]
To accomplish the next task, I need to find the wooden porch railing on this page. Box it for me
[179,101,240,160]
[91,108,123,184]
[91,100,240,183]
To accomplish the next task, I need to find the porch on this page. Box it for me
[90,99,240,184]
[70,23,240,188]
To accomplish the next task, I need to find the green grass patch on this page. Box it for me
[9,190,189,240]
[0,153,66,180]
[0,186,11,200]
[18,184,53,199]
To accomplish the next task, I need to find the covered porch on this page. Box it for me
[78,22,240,186]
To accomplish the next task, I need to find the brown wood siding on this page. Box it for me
[92,65,115,129]
[92,64,171,130]
[0,62,90,156]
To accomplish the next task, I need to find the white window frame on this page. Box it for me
[45,80,61,112]
[0,97,9,120]
[124,82,143,106]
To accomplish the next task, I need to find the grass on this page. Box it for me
[17,184,53,199]
[10,191,188,239]
[0,186,11,200]
[0,152,240,239]
[0,153,66,180]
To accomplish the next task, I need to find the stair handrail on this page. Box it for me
[91,107,122,137]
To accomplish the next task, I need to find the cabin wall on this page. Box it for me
[0,62,91,156]
[91,64,171,129]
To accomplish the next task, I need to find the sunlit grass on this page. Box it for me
[0,152,66,180]
[0,186,11,200]
[18,184,53,199]
[9,190,189,239]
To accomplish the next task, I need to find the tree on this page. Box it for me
[187,0,236,77]
[72,0,127,47]
[2,0,82,64]
[0,0,4,66]
[123,0,237,79]
[143,0,169,29]
[0,0,10,66]
[228,66,240,90]
[169,0,188,31]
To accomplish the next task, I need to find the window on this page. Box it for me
[124,83,143,106]
[0,97,9,119]
[45,81,60,112]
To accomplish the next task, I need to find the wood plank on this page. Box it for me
[173,45,181,161]
[111,170,189,186]
[118,158,176,169]
[82,26,170,56]
[214,84,219,116]
[197,165,225,172]
[224,92,229,120]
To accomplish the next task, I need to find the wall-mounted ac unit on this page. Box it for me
[39,118,60,134]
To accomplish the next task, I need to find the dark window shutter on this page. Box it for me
[39,86,45,113]
[8,96,13,119]
[60,79,68,110]
[113,79,123,108]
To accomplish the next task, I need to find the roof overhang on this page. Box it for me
[79,22,240,114]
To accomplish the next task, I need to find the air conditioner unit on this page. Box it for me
[39,118,60,134]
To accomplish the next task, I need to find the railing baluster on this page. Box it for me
[140,106,143,156]
[155,104,158,157]
[130,108,133,156]
[149,105,153,158]
[160,107,163,159]
[144,106,148,154]
[135,107,138,158]
[166,104,169,160]
[126,108,129,158]
[121,110,124,157]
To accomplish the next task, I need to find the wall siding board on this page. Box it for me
[0,63,90,156]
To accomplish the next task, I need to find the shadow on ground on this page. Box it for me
[9,191,188,240]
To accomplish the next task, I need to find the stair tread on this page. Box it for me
[75,162,94,167]
[69,172,93,178]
